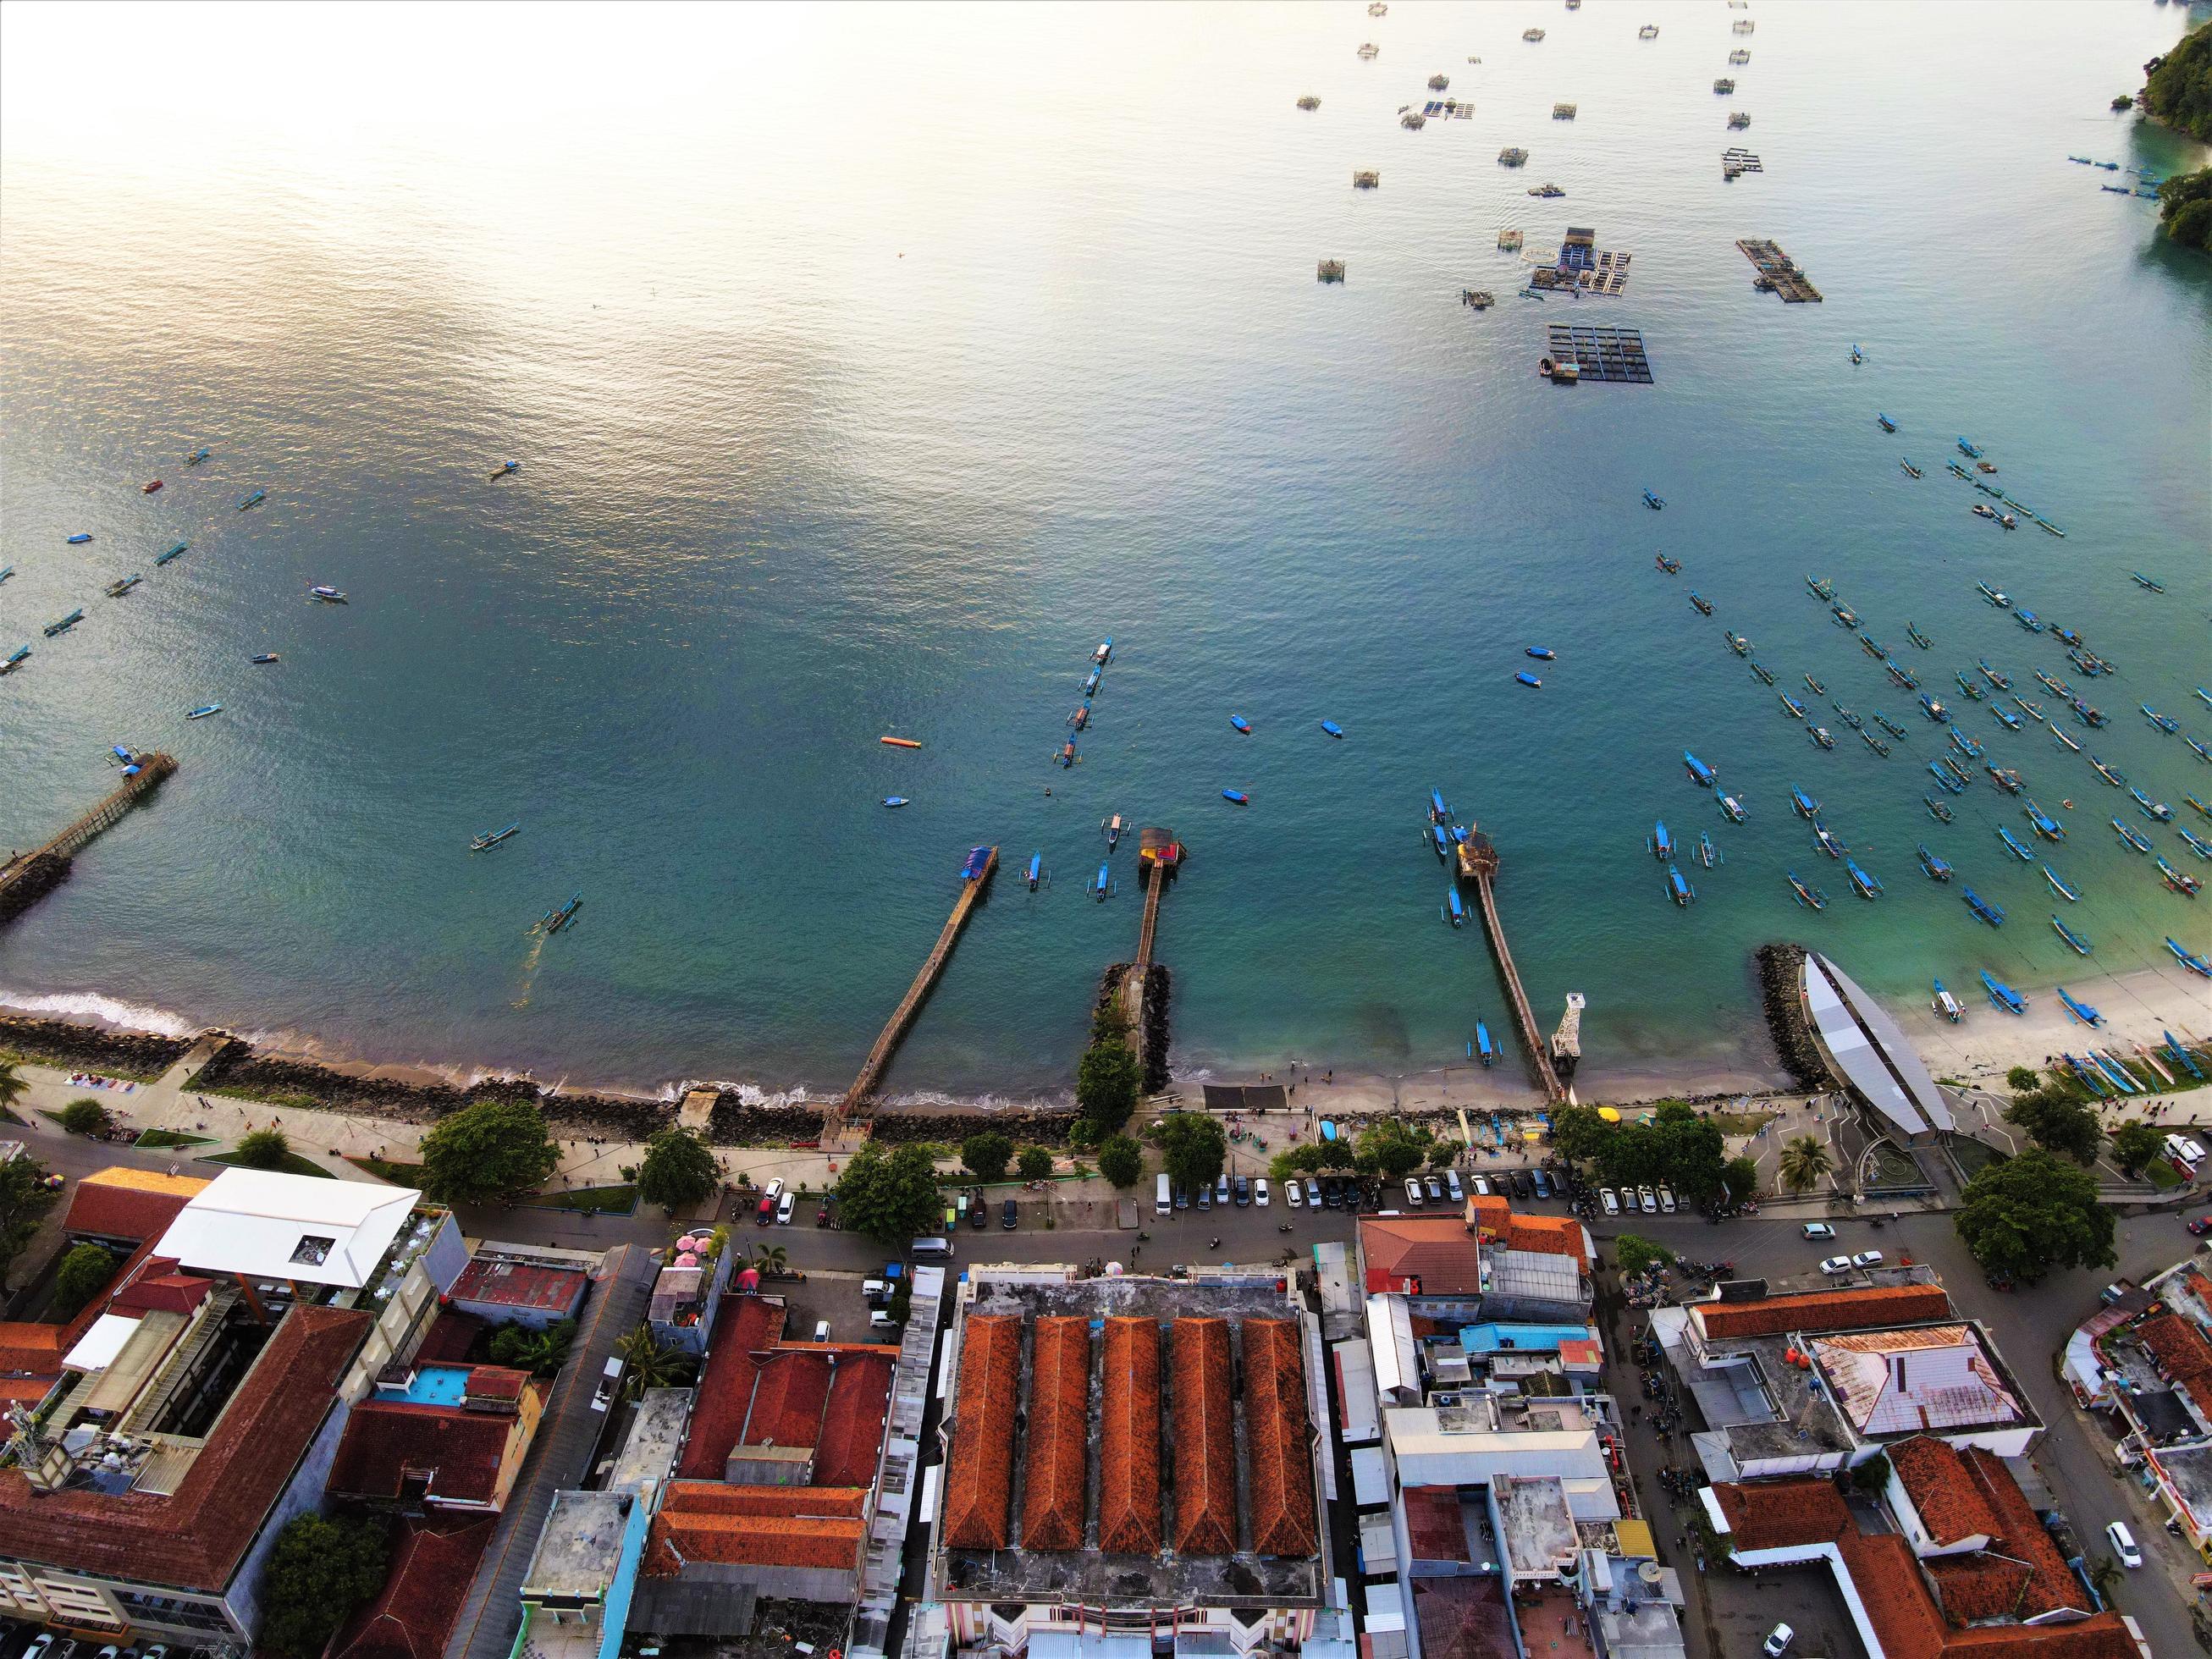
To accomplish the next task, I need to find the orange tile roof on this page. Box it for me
[1021,1317,1089,1552]
[645,1511,866,1575]
[62,1168,208,1243]
[1172,1317,1237,1556]
[1838,1528,1950,1653]
[941,1314,1021,1550]
[676,1295,786,1480]
[2136,1311,2212,1421]
[658,1480,867,1518]
[1404,1486,1473,1563]
[1099,1316,1161,1555]
[1957,1447,2088,1620]
[1503,1214,1590,1267]
[814,1348,895,1488]
[745,1348,834,1448]
[1887,1436,2003,1546]
[328,1515,497,1659]
[1243,1318,1317,1557]
[1693,1283,1953,1340]
[1360,1215,1485,1294]
[1707,1479,1850,1551]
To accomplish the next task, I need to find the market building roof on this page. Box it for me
[1692,1283,1953,1341]
[1021,1316,1089,1552]
[1099,1315,1162,1554]
[328,1514,497,1659]
[1243,1316,1318,1557]
[1810,1324,2027,1437]
[62,1167,209,1243]
[940,1312,1021,1550]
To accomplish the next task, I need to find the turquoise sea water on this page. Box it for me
[3,2,2208,1100]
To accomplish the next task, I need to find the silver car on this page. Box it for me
[1637,1185,1658,1213]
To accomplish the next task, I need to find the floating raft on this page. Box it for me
[1544,323,1652,384]
[1498,146,1529,167]
[1498,229,1525,251]
[1723,148,1765,179]
[1737,238,1818,300]
[1553,102,1577,119]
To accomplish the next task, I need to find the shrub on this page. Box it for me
[57,1099,109,1136]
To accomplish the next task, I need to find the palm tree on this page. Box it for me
[2086,1552,2123,1607]
[614,1322,685,1399]
[0,1061,26,1121]
[1779,1134,1834,1194]
[750,1243,788,1277]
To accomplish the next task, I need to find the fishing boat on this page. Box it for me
[882,796,909,808]
[65,533,93,545]
[1932,979,1963,1022]
[2089,757,2124,787]
[1917,843,1954,881]
[1649,821,1675,861]
[1748,660,1775,686]
[1805,576,1835,600]
[1067,705,1089,732]
[1809,726,1835,750]
[2171,939,2212,978]
[1964,888,2006,928]
[1900,458,1922,478]
[1862,730,1891,758]
[1525,647,1555,660]
[1833,705,1863,730]
[1948,728,1983,758]
[1790,788,1822,819]
[2023,800,2064,841]
[2058,989,2103,1027]
[1874,711,1908,739]
[0,648,30,675]
[251,653,279,664]
[1923,795,1954,823]
[237,490,266,510]
[1515,671,1542,688]
[2188,736,2210,763]
[2113,818,2154,853]
[1804,673,1826,696]
[142,479,162,493]
[1941,757,1974,786]
[1846,859,1884,899]
[1656,553,1681,574]
[43,609,84,637]
[2132,572,2165,592]
[1666,865,1696,906]
[2034,670,2068,697]
[0,567,9,585]
[1831,604,1859,629]
[1987,766,2025,795]
[1092,863,1114,901]
[1221,789,1249,805]
[1877,413,1896,433]
[1981,970,2025,1013]
[1698,832,1723,868]
[2169,1033,2208,1079]
[185,447,211,465]
[1905,627,1932,657]
[1779,693,1807,720]
[1919,694,1950,723]
[1955,673,1984,702]
[471,824,520,852]
[1714,785,1747,823]
[2049,912,2093,957]
[1929,763,1966,796]
[2052,726,2082,753]
[2012,696,2044,724]
[2184,829,2212,860]
[1726,632,1751,657]
[2160,856,2203,896]
[309,586,347,603]
[1104,813,1125,847]
[1321,720,1344,739]
[1850,344,1864,364]
[1094,637,1114,664]
[1474,1022,1498,1066]
[1431,824,1453,860]
[1991,705,2022,731]
[2089,1050,2141,1094]
[880,736,923,748]
[2144,705,2181,734]
[1786,871,1828,910]
[1948,462,1972,481]
[1683,752,1717,788]
[1976,583,2009,608]
[2193,796,2212,822]
[1444,886,1468,928]
[156,541,189,565]
[1995,825,2034,862]
[2132,788,2174,822]
[1957,437,1983,458]
[1229,714,1251,734]
[185,703,222,720]
[1970,658,2007,692]
[2015,609,2044,634]
[1812,818,1846,859]
[104,575,142,598]
[1641,489,1664,510]
[2050,625,2082,650]
[1861,636,1888,660]
[535,892,582,934]
[1688,592,1713,615]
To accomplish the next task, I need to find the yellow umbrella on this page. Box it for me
[1597,1106,1622,1122]
[1522,1127,1542,1142]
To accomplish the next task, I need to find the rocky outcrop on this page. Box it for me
[0,854,71,929]
[1754,942,1827,1089]
[0,1012,193,1079]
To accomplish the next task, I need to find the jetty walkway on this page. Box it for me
[0,752,177,928]
[1456,827,1568,1103]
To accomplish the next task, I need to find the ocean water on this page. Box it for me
[2,1,2208,1100]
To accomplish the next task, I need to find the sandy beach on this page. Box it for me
[1889,956,2209,1094]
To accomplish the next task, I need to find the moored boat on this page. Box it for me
[1964,888,2005,928]
[1714,785,1746,823]
[1877,413,1896,432]
[1656,553,1681,574]
[1665,865,1695,906]
[2024,800,2064,841]
[471,823,521,851]
[2182,829,2212,860]
[309,585,347,603]
[1812,818,1846,860]
[1689,591,1713,615]
[156,541,189,565]
[2131,787,2173,822]
[1698,832,1723,868]
[1845,858,1884,900]
[1980,971,2025,1014]
[541,892,583,933]
[1874,711,1908,738]
[1985,765,2023,794]
[1861,730,1890,758]
[1786,870,1828,910]
[1649,821,1675,861]
[1919,693,1950,723]
[1906,623,1931,648]
[1948,728,1983,759]
[1727,631,1751,656]
[1957,437,1983,458]
[2051,916,2093,956]
[185,703,222,720]
[185,447,211,465]
[2089,757,2124,787]
[1917,843,1953,881]
[1748,660,1775,686]
[1026,852,1045,890]
[1229,714,1251,733]
[2112,818,2153,853]
[1996,826,2035,862]
[104,575,142,598]
[1933,979,1962,1022]
[1928,762,1966,796]
[1900,458,1922,478]
[2012,696,2044,724]
[1514,671,1542,688]
[1683,752,1717,788]
[2144,705,2180,734]
[1321,719,1344,739]
[237,490,266,510]
[2058,989,2102,1027]
[2052,725,2082,753]
[1804,673,1826,696]
[1791,788,1821,819]
[1805,576,1834,600]
[43,609,85,637]
[1976,582,2009,608]
[1779,693,1807,719]
[1221,789,1249,805]
[0,647,30,675]
[2171,939,2212,978]
[1923,795,1954,823]
[1991,705,2022,731]
[252,653,279,664]
[1955,672,1984,702]
[2159,856,2203,896]
[882,796,909,807]
[1444,886,1467,928]
[1105,813,1126,846]
[1642,488,1665,510]
[2132,572,2165,592]
[2045,866,2081,902]
[1809,725,1834,750]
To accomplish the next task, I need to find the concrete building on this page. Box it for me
[2070,1260,2212,1558]
[327,1364,545,1513]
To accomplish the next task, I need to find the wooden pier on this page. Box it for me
[0,752,178,929]
[824,845,997,1144]
[1456,828,1568,1102]
[1119,830,1183,1077]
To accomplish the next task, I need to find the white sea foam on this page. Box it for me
[0,987,201,1039]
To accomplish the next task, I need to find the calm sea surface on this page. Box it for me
[3,2,2208,1100]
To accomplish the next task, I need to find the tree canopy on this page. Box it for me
[233,1127,293,1171]
[417,1097,560,1204]
[1547,1101,1725,1203]
[1355,1118,1436,1182]
[2146,21,2212,141]
[835,1141,946,1245]
[1018,1145,1054,1182]
[1271,1140,1356,1182]
[1096,1135,1143,1188]
[1613,1233,1673,1276]
[1076,1038,1142,1133]
[1954,1148,2116,1283]
[52,1243,118,1319]
[0,1060,27,1118]
[1156,1114,1227,1193]
[258,1513,391,1658]
[960,1131,1013,1184]
[1779,1135,1834,1194]
[637,1127,720,1212]
[2110,1120,2165,1176]
[0,1155,62,1291]
[2159,166,2212,253]
[57,1098,109,1135]
[2005,1086,2104,1166]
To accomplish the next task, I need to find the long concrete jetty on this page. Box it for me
[1456,824,1568,1102]
[0,752,178,929]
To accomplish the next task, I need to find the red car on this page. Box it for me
[2187,1217,2212,1237]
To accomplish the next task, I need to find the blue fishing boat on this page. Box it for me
[237,490,266,510]
[1684,752,1716,788]
[1831,604,1859,629]
[1860,636,1888,660]
[1689,591,1713,615]
[2090,757,2124,787]
[1955,672,1984,702]
[2112,818,2153,853]
[1919,694,1950,723]
[1916,843,1953,881]
[156,542,189,565]
[0,648,30,675]
[541,892,582,933]
[1907,624,1932,648]
[1957,437,1983,458]
[1222,789,1249,805]
[2188,736,2209,763]
[2193,796,2212,822]
[2012,696,2044,724]
[2167,1033,2207,1080]
[2052,725,2082,753]
[1805,673,1828,697]
[1846,859,1884,899]
[2023,801,2064,841]
[185,447,211,465]
[1834,706,1863,730]
[1900,457,1923,478]
[1874,711,1908,738]
[1026,852,1045,890]
[1444,887,1467,928]
[1877,413,1896,432]
[2183,829,2212,860]
[882,796,909,807]
[1083,666,1101,696]
[1923,795,1955,823]
[1791,788,1821,819]
[105,575,142,598]
[2144,705,2181,734]
[1321,720,1344,739]
[65,533,91,545]
[1649,821,1675,861]
[1666,865,1696,906]
[470,823,520,852]
[1785,870,1828,910]
[1642,488,1664,510]
[1474,1022,1498,1066]
[1320,1120,1337,1144]
[1932,980,1962,1022]
[2051,624,2082,648]
[1812,818,1846,860]
[2171,939,2212,978]
[2063,1055,2110,1096]
[1806,576,1835,599]
[1526,647,1555,660]
[1941,757,1973,786]
[1990,704,2022,731]
[1748,659,1775,685]
[185,703,222,720]
[43,609,84,637]
[0,566,10,585]
[1851,344,1864,363]
[2051,915,2092,956]
[1980,970,2025,1013]
[1928,763,1966,796]
[2015,609,2044,633]
[1714,785,1746,823]
[1725,631,1751,657]
[2045,867,2081,902]
[1963,888,2005,928]
[1657,553,1681,574]
[1431,790,1452,824]
[2131,787,2173,822]
[1996,827,2034,863]
[1229,714,1251,734]
[1094,637,1113,664]
[1092,862,1114,901]
[1515,671,1542,688]
[1697,832,1723,868]
[2055,989,2103,1030]
[2132,572,2165,592]
[1985,765,2023,794]
[1948,729,1983,759]
[1779,693,1807,720]
[2089,1050,2138,1094]
[2159,856,2203,896]
[1977,582,2009,608]
[1809,725,1835,751]
[1978,659,2012,687]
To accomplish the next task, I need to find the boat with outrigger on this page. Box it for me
[1665,865,1696,907]
[1923,796,1954,824]
[157,542,189,565]
[1683,752,1717,788]
[1809,725,1835,751]
[2023,800,2064,841]
[2192,795,2212,822]
[1928,763,1966,796]
[1649,821,1676,861]
[2058,989,2103,1027]
[2182,829,2212,860]
[1980,970,2026,1013]
[1917,843,1954,881]
[2132,572,2165,593]
[1791,788,1821,819]
[1900,458,1922,478]
[1471,1022,1498,1066]
[1026,852,1045,890]
[2047,866,2082,902]
[1786,871,1828,910]
[538,893,582,934]
[0,648,29,675]
[185,447,211,466]
[1779,693,1807,720]
[1860,636,1888,661]
[1877,413,1896,433]
[2012,696,2044,724]
[1906,624,1932,650]
[1957,437,1983,458]
[105,575,142,598]
[2113,818,2154,853]
[1932,979,1962,1022]
[1976,582,2009,608]
[1954,672,1984,703]
[1831,603,1859,629]
[1963,888,2005,928]
[43,609,85,637]
[1874,711,1908,738]
[237,490,266,511]
[1996,826,2035,862]
[1641,488,1665,510]
[1726,631,1751,657]
[2187,736,2210,763]
[1949,729,1984,760]
[2160,856,2203,896]
[2171,939,2212,978]
[472,823,520,852]
[1714,785,1747,823]
[1990,705,2022,732]
[1845,859,1884,900]
[2089,757,2124,787]
[2051,916,2093,956]
[1443,886,1468,928]
[1812,818,1847,860]
[1656,553,1681,574]
[1985,764,2023,795]
[1697,832,1723,869]
[1948,461,1973,482]
[1748,660,1775,686]
[1803,673,1826,696]
[1805,576,1835,600]
[1861,730,1890,758]
[1689,591,1713,615]
[1919,693,1950,723]
[1832,705,1863,730]
[2144,705,2181,734]
[2131,787,2173,823]
[2052,725,2082,753]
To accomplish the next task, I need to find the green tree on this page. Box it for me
[637,1127,720,1213]
[1721,1155,1760,1205]
[2005,1066,2042,1094]
[1851,1452,1892,1495]
[1271,1144,1326,1182]
[961,1131,1014,1184]
[2144,21,2212,140]
[1097,1135,1143,1188]
[835,1141,947,1246]
[2114,94,2137,113]
[1355,1119,1436,1183]
[1649,1102,1727,1202]
[614,1322,687,1399]
[747,1241,789,1276]
[52,1243,118,1318]
[1614,1234,1673,1276]
[2110,1120,2165,1176]
[488,1317,576,1375]
[1548,1103,1619,1168]
[1076,1039,1143,1133]
[0,1059,27,1120]
[1156,1114,1227,1194]
[2005,1086,2103,1166]
[1018,1145,1054,1182]
[417,1097,560,1204]
[257,1513,391,1657]
[1955,1147,2117,1284]
[0,1156,63,1291]
[56,1098,109,1136]
[233,1127,293,1171]
[2159,166,2212,252]
[1779,1135,1834,1194]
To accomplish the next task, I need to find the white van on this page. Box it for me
[2107,1520,2143,1568]
[909,1237,954,1259]
[1157,1174,1173,1216]
[775,1191,796,1226]
[592,1355,623,1412]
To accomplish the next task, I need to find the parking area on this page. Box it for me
[1701,1557,1865,1659]
[763,1267,896,1347]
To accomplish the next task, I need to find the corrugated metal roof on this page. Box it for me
[1805,954,1955,1137]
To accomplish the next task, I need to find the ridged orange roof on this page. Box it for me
[1172,1317,1237,1556]
[941,1314,1021,1550]
[644,1511,866,1575]
[1022,1317,1089,1552]
[1888,1436,2003,1546]
[1707,1478,1850,1551]
[1693,1283,1952,1339]
[657,1480,867,1518]
[1099,1317,1161,1555]
[1242,1318,1317,1557]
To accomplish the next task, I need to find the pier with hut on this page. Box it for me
[0,751,178,929]
[1100,828,1183,1092]
[1455,824,1569,1102]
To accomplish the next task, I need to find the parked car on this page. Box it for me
[1599,1187,1620,1215]
[1762,1626,1795,1658]
[1851,1249,1884,1269]
[813,1319,832,1342]
[1471,1176,1492,1197]
[25,1638,52,1659]
[1197,1184,1211,1210]
[776,1192,797,1225]
[1175,1184,1189,1210]
[2107,1520,2143,1568]
[1509,1170,1532,1199]
[1233,1175,1251,1207]
[2187,1216,2212,1237]
[1424,1175,1444,1203]
[1637,1185,1658,1214]
[1286,1177,1302,1208]
[970,1194,988,1229]
[1531,1169,1553,1199]
[1445,1170,1465,1202]
[862,1278,889,1302]
[1215,1174,1232,1207]
[1307,1177,1325,1209]
[869,1309,901,1331]
[1255,1177,1270,1208]
[2100,1282,2129,1305]
[1820,1255,1855,1276]
[1801,1222,1837,1241]
[1404,1177,1426,1208]
[1656,1184,1676,1214]
[756,1194,777,1225]
[1001,1198,1019,1230]
[591,1355,623,1413]
[762,1177,785,1205]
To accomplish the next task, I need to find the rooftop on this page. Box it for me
[1692,1282,1953,1341]
[1803,954,1955,1138]
[524,1489,637,1598]
[643,1481,869,1577]
[671,1292,897,1491]
[1410,1574,1515,1659]
[1888,1436,2003,1546]
[450,1253,590,1314]
[327,1394,528,1508]
[2135,1310,2212,1423]
[1811,1324,2028,1437]
[62,1167,209,1242]
[1361,1215,1484,1294]
[610,1386,692,1492]
[329,1514,496,1659]
[153,1167,421,1288]
[1495,1474,1577,1577]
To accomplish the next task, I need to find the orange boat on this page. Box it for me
[880,736,922,749]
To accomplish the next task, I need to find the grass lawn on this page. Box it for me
[200,1149,336,1179]
[193,1085,325,1112]
[135,1129,215,1149]
[2147,1160,2183,1191]
[523,1184,638,1216]
[347,1155,427,1186]
[1708,1110,1778,1136]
